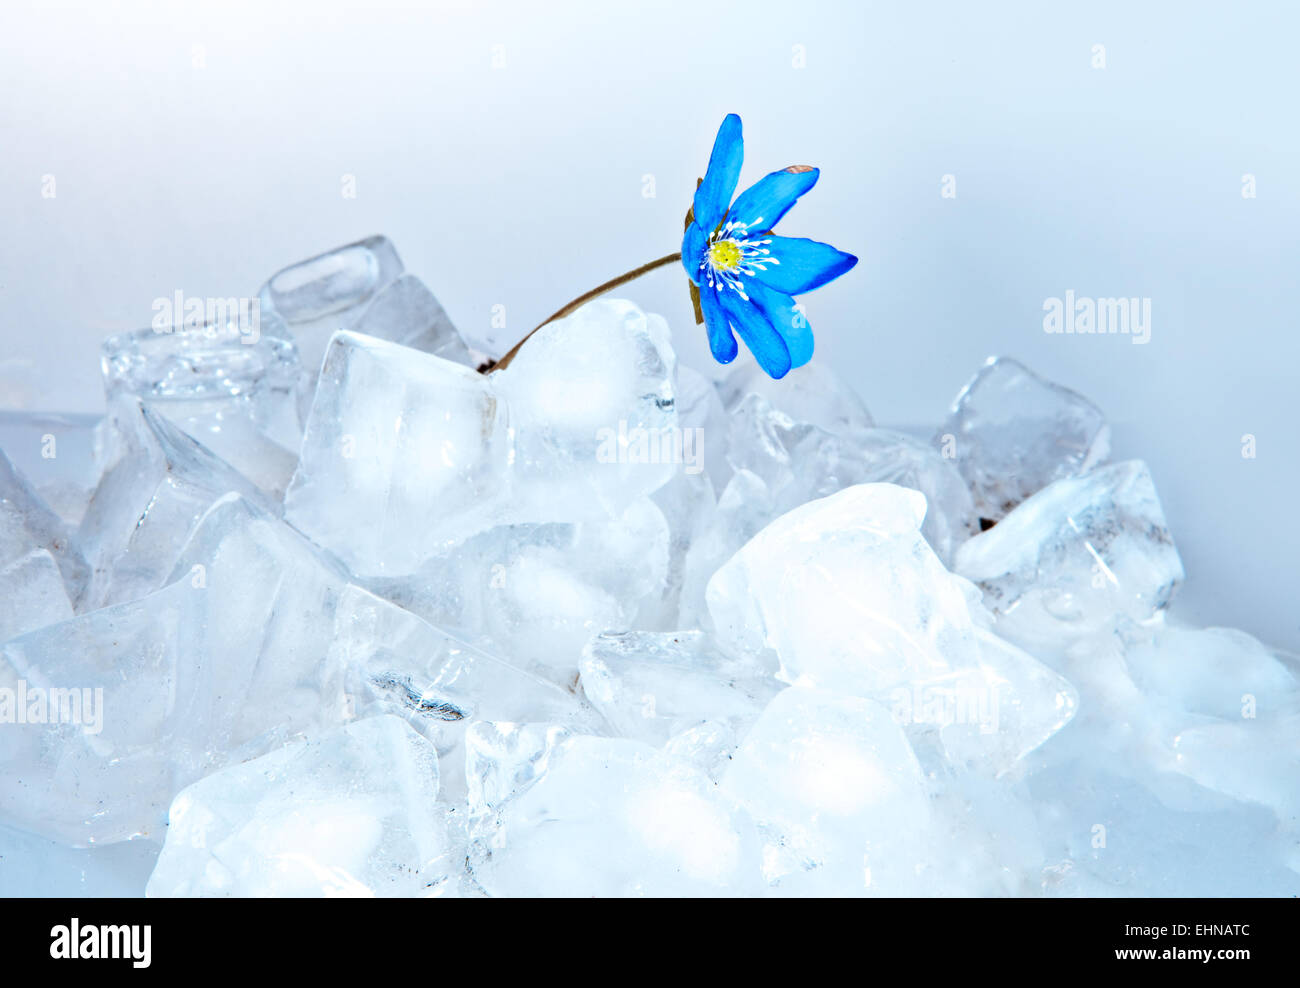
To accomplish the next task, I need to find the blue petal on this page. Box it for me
[681,223,707,284]
[718,286,792,379]
[728,167,819,231]
[745,278,813,369]
[699,285,737,364]
[693,114,743,232]
[752,236,858,295]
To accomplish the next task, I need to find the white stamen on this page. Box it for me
[700,224,778,298]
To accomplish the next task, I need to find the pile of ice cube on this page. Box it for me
[1,236,1294,897]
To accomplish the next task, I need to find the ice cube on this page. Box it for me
[465,724,760,896]
[0,449,88,605]
[491,298,678,518]
[330,585,603,799]
[937,357,1110,523]
[673,364,729,488]
[678,468,774,630]
[0,412,103,527]
[781,427,977,564]
[146,716,452,897]
[579,631,778,756]
[258,235,404,389]
[101,318,303,498]
[719,361,874,439]
[721,687,931,895]
[953,460,1183,645]
[661,721,746,781]
[0,549,74,643]
[724,393,805,492]
[353,273,474,367]
[0,579,200,844]
[720,388,973,565]
[892,628,1078,776]
[286,299,677,577]
[640,469,715,630]
[366,497,669,679]
[707,483,983,696]
[285,332,512,575]
[161,493,353,766]
[485,499,669,676]
[76,400,273,610]
[1,491,356,845]
[719,361,876,524]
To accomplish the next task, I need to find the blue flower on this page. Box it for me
[681,113,858,379]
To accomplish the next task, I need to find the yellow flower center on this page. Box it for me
[708,239,743,272]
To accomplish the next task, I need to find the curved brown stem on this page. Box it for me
[487,251,683,372]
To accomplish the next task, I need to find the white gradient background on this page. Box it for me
[0,0,1296,650]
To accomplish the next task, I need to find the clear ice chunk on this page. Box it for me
[579,630,778,754]
[719,361,874,439]
[367,497,669,679]
[780,427,977,564]
[0,491,363,845]
[720,358,876,499]
[0,549,74,643]
[721,686,931,895]
[100,318,304,497]
[330,585,603,799]
[146,716,451,897]
[0,449,89,606]
[673,364,729,488]
[490,297,678,518]
[892,628,1079,776]
[258,235,405,387]
[160,493,353,765]
[678,468,774,631]
[718,383,971,565]
[353,274,473,367]
[953,460,1183,644]
[76,400,273,610]
[466,724,760,896]
[937,357,1110,523]
[724,393,805,493]
[285,332,512,575]
[0,579,200,844]
[640,468,715,630]
[707,483,983,697]
[286,299,677,577]
[0,412,103,527]
[481,499,669,676]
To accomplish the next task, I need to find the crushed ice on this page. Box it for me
[0,236,1294,897]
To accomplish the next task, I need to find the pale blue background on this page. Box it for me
[0,0,1296,661]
